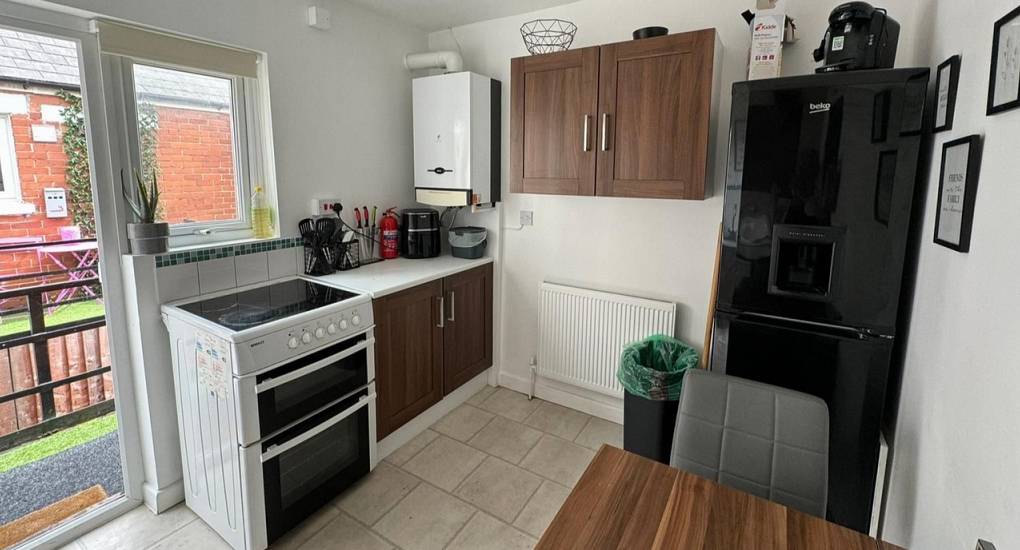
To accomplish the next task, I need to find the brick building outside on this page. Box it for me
[0,28,237,283]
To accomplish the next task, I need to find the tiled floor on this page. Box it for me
[61,387,622,550]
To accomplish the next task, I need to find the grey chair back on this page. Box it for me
[670,368,829,518]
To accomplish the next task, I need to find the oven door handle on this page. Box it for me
[255,337,375,393]
[261,392,376,462]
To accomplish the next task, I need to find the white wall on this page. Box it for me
[430,0,925,407]
[882,1,1020,548]
[28,0,427,510]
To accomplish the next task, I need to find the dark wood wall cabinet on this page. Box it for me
[373,264,493,439]
[510,29,719,200]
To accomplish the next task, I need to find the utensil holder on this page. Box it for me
[337,240,360,271]
[304,245,335,276]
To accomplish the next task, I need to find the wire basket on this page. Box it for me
[304,245,335,276]
[520,19,577,55]
[337,240,360,271]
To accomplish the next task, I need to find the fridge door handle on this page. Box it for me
[735,312,878,340]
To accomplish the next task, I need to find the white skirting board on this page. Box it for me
[143,479,184,513]
[377,369,491,460]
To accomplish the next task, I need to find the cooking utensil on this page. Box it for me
[354,208,362,229]
[298,218,315,242]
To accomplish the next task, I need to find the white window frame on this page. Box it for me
[108,54,270,246]
[0,114,22,200]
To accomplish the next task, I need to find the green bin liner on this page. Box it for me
[616,334,699,401]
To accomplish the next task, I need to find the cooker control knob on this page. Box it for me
[315,327,326,339]
[327,323,338,335]
[352,314,362,326]
[339,319,349,330]
[301,331,312,344]
[287,336,299,349]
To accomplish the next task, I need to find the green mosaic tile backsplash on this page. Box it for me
[155,237,303,268]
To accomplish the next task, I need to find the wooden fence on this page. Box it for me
[0,326,114,437]
[0,272,113,452]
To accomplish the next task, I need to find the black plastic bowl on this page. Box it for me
[633,26,668,40]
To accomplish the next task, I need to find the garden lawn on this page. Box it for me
[0,413,118,473]
[0,300,105,338]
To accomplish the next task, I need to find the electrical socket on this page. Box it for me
[520,210,534,226]
[311,199,343,216]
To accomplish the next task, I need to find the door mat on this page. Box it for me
[0,484,107,548]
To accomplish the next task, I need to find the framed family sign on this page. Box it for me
[934,55,960,132]
[988,5,1020,115]
[934,135,983,252]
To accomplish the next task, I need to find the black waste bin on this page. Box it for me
[616,334,698,464]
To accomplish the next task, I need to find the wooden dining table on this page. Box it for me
[537,445,904,550]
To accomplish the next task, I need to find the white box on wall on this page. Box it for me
[412,71,501,207]
[32,124,58,143]
[41,104,64,123]
[44,187,67,218]
[307,6,331,30]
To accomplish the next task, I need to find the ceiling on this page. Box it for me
[345,0,579,32]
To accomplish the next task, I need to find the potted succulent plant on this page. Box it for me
[123,169,169,254]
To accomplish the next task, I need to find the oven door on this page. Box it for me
[237,330,373,445]
[258,387,375,544]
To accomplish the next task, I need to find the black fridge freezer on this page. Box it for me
[710,68,929,533]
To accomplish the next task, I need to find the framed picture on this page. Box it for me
[988,5,1020,115]
[934,55,960,132]
[934,135,983,252]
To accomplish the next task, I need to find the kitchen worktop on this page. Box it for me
[313,255,493,298]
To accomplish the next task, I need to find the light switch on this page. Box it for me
[520,210,534,226]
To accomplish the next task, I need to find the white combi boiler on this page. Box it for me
[412,71,500,207]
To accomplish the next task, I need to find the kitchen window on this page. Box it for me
[100,21,273,245]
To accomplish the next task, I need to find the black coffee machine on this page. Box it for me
[813,2,899,73]
[399,208,441,259]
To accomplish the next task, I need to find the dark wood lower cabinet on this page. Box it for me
[443,264,493,394]
[373,265,494,440]
[373,279,444,440]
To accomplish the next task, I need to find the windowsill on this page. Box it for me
[0,199,37,216]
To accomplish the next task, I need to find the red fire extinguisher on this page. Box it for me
[380,208,400,259]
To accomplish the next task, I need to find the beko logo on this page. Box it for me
[809,102,832,114]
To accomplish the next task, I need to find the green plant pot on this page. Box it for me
[127,222,169,255]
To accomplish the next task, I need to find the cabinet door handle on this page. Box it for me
[447,291,456,322]
[582,114,591,152]
[600,113,610,151]
[437,295,445,328]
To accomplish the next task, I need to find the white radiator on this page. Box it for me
[537,282,677,397]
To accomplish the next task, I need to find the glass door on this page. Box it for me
[0,10,138,548]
